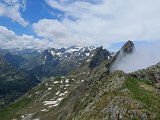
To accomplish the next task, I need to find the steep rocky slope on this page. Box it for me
[47,71,159,120]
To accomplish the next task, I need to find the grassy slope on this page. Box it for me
[125,77,160,119]
[0,98,31,120]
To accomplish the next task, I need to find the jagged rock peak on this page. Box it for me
[121,40,135,54]
[89,46,111,69]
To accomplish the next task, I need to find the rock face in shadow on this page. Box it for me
[89,46,111,69]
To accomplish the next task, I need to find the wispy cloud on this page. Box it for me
[0,0,28,27]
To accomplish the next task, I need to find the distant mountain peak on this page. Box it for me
[66,45,83,53]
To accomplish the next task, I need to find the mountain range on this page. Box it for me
[0,45,111,108]
[0,41,159,120]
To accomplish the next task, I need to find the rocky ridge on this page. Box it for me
[0,41,159,120]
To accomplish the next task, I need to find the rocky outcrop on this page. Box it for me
[121,40,135,54]
[131,62,160,83]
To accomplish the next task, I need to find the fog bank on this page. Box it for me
[111,42,160,73]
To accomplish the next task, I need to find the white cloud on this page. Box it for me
[35,0,160,48]
[0,26,55,49]
[0,0,28,27]
[33,19,92,47]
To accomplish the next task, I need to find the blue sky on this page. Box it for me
[0,0,56,35]
[0,0,160,49]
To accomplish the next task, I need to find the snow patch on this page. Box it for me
[65,84,69,87]
[43,101,58,105]
[66,46,83,53]
[55,91,60,95]
[60,93,65,96]
[53,81,59,84]
[65,79,69,83]
[51,51,56,56]
[33,119,40,120]
[57,98,63,102]
[44,55,47,60]
[48,104,58,108]
[87,59,90,62]
[52,103,59,107]
[60,80,63,83]
[85,53,90,56]
[48,88,52,90]
[41,109,48,112]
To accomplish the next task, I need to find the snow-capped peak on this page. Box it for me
[65,45,83,53]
